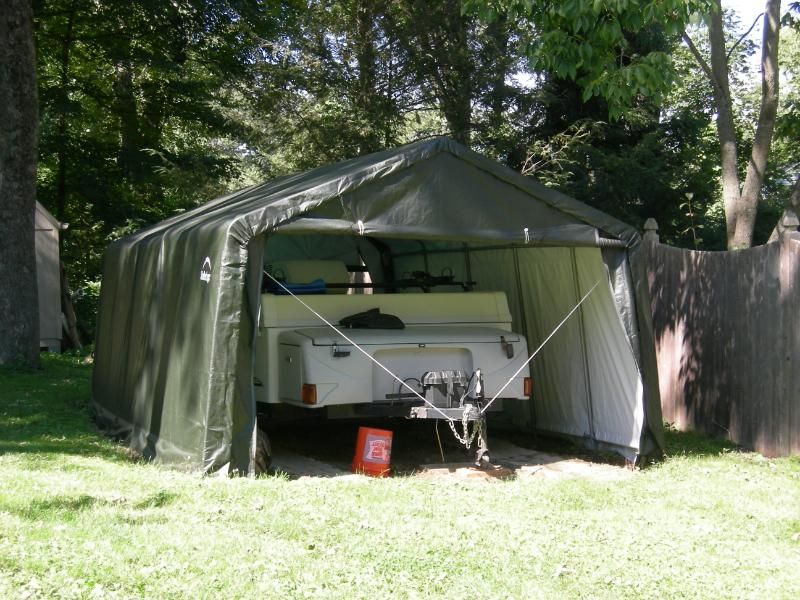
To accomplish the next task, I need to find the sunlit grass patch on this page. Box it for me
[1,354,799,599]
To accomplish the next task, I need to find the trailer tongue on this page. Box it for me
[410,369,490,465]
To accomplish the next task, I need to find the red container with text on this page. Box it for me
[351,426,393,477]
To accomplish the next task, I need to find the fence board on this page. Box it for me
[646,235,800,457]
[787,243,800,455]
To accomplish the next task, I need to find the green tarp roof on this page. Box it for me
[92,137,661,473]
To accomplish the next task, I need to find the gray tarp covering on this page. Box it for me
[92,137,663,473]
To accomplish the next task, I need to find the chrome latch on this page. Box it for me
[332,343,350,358]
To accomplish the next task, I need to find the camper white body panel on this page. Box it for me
[254,292,530,408]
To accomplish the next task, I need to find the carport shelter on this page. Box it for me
[91,137,663,474]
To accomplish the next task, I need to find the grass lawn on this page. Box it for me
[1,354,799,599]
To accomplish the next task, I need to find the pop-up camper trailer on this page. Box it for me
[91,137,663,474]
[255,259,532,466]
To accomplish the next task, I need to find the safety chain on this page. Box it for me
[447,406,482,449]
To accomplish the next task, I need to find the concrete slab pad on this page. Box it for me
[415,463,515,481]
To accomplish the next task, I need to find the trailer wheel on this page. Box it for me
[254,428,272,475]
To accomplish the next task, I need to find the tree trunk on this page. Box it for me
[707,0,742,248]
[0,0,40,367]
[354,0,381,153]
[56,2,76,225]
[730,0,781,249]
[420,0,471,145]
[383,0,474,144]
[485,14,510,133]
[441,1,472,145]
[113,60,142,180]
[788,174,800,217]
[60,261,81,350]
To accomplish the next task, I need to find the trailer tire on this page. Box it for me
[254,428,272,475]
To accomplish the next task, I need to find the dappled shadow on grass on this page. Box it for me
[0,403,129,463]
[0,437,127,463]
[3,489,181,522]
[133,490,179,510]
[663,426,739,458]
[30,494,98,514]
[2,494,102,522]
[0,354,127,463]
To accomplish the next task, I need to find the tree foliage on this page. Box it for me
[468,0,799,249]
[35,0,294,335]
[23,0,800,340]
[464,0,711,119]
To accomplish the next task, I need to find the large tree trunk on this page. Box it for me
[730,0,781,249]
[55,2,76,225]
[788,174,800,217]
[113,60,143,180]
[707,0,742,247]
[0,0,40,366]
[60,261,81,350]
[474,12,511,149]
[486,15,509,130]
[698,0,781,249]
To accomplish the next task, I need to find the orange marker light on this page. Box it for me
[523,377,533,396]
[301,384,317,405]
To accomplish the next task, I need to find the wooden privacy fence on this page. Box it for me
[643,216,800,457]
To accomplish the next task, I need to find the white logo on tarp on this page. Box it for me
[200,257,212,283]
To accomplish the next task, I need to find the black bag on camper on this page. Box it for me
[339,308,405,330]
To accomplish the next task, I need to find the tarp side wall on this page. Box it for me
[511,248,593,438]
[573,248,642,449]
[92,226,232,470]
